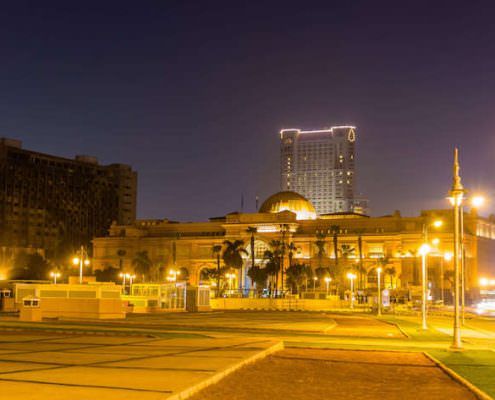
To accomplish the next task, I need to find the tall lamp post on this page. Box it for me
[50,271,61,284]
[324,276,332,296]
[449,148,464,351]
[377,267,382,316]
[347,272,356,309]
[418,243,431,330]
[72,245,90,284]
[119,273,127,294]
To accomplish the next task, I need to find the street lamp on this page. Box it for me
[347,272,357,309]
[449,148,464,350]
[324,276,332,296]
[377,267,382,316]
[50,271,61,284]
[119,272,127,294]
[418,243,431,330]
[313,276,318,292]
[225,272,236,294]
[72,245,90,284]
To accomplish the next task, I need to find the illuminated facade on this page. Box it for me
[280,126,357,214]
[92,191,495,303]
[0,138,137,259]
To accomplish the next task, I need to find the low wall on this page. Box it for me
[40,298,125,319]
[210,297,353,311]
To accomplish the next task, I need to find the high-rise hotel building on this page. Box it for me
[280,126,357,215]
[0,138,137,259]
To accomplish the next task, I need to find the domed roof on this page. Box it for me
[259,191,317,220]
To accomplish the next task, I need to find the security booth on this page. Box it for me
[0,289,15,311]
[20,296,42,321]
[125,282,187,313]
[186,285,211,312]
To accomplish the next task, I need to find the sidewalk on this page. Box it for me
[0,332,281,400]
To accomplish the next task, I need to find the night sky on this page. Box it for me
[1,2,495,221]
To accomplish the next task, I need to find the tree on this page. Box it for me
[384,266,397,289]
[211,244,223,296]
[264,245,281,297]
[132,251,153,282]
[355,230,365,289]
[341,244,356,263]
[95,265,119,282]
[117,249,126,270]
[330,225,340,268]
[11,252,50,281]
[222,240,248,290]
[247,227,257,272]
[286,263,312,294]
[314,232,326,269]
[247,265,268,296]
[222,240,247,270]
[286,242,298,268]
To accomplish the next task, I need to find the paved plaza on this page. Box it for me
[0,311,493,399]
[0,331,280,399]
[189,348,477,400]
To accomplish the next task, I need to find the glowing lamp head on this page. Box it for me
[432,238,440,246]
[376,267,382,274]
[432,220,443,228]
[444,252,453,262]
[324,277,332,283]
[84,259,90,266]
[346,272,356,280]
[418,243,431,256]
[471,195,486,208]
[72,257,80,265]
[480,277,489,287]
[313,276,318,281]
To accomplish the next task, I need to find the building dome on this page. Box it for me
[259,191,317,220]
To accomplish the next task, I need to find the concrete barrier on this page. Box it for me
[210,297,350,311]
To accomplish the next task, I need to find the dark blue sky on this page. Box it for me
[1,2,495,220]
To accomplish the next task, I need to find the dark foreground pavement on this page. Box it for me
[189,348,478,400]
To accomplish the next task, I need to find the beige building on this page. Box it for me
[92,191,495,302]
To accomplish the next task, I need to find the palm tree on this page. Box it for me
[384,266,397,289]
[355,229,366,289]
[132,251,153,282]
[286,263,312,295]
[117,249,126,270]
[222,240,248,290]
[211,244,222,297]
[341,244,356,263]
[247,265,268,296]
[264,246,281,297]
[247,226,257,271]
[330,225,340,268]
[286,242,298,268]
[314,232,326,269]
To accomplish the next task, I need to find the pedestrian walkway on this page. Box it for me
[0,332,281,400]
[188,348,479,400]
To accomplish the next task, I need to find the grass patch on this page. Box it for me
[428,349,495,398]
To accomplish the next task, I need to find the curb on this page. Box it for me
[424,352,494,400]
[167,341,284,400]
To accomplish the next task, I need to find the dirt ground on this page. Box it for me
[188,348,477,400]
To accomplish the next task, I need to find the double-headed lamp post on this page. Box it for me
[347,272,357,309]
[50,271,61,284]
[377,267,382,316]
[72,245,90,284]
[418,243,431,330]
[449,148,464,350]
[324,276,332,296]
